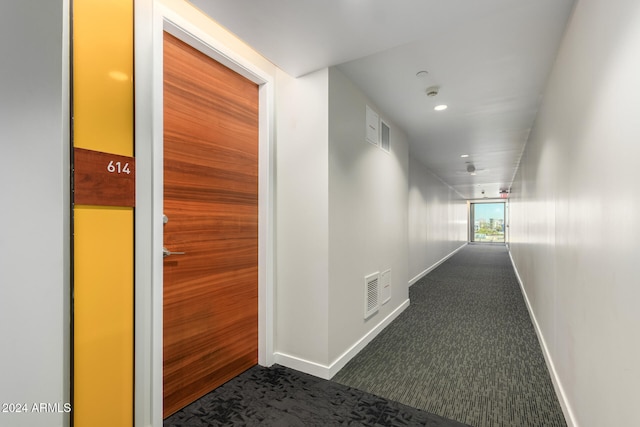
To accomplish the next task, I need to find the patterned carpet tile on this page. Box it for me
[164,365,471,426]
[333,244,567,427]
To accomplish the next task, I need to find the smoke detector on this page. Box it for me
[425,86,440,97]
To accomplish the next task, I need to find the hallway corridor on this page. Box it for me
[334,244,566,427]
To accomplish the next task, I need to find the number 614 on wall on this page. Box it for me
[107,160,131,175]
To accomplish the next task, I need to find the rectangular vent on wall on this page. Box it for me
[364,272,380,319]
[380,269,391,304]
[380,121,390,152]
[366,105,379,146]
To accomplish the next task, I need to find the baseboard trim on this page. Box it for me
[272,352,333,379]
[273,298,410,380]
[508,249,578,427]
[408,243,467,286]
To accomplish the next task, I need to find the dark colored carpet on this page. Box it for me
[333,244,567,427]
[164,364,471,426]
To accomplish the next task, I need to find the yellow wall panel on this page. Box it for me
[73,0,134,426]
[74,207,133,426]
[73,0,133,156]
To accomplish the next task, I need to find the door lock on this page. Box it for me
[163,247,186,258]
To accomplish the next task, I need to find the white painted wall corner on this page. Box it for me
[274,299,410,380]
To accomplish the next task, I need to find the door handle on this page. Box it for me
[163,247,186,258]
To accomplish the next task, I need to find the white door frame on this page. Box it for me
[135,3,275,425]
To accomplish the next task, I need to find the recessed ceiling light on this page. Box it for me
[416,70,429,78]
[434,104,448,111]
[460,154,469,158]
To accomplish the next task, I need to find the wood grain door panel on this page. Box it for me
[163,31,259,418]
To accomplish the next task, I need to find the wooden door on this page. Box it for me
[162,32,259,418]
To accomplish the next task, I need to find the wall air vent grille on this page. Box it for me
[364,272,380,319]
[381,121,390,152]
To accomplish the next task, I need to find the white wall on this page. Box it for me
[408,156,467,284]
[274,67,412,377]
[509,0,640,425]
[275,68,331,365]
[0,2,70,427]
[327,67,409,364]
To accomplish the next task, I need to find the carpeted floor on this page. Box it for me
[164,364,471,426]
[333,244,566,427]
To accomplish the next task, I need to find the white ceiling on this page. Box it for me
[189,0,575,199]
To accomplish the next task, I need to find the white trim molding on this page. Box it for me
[274,299,410,380]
